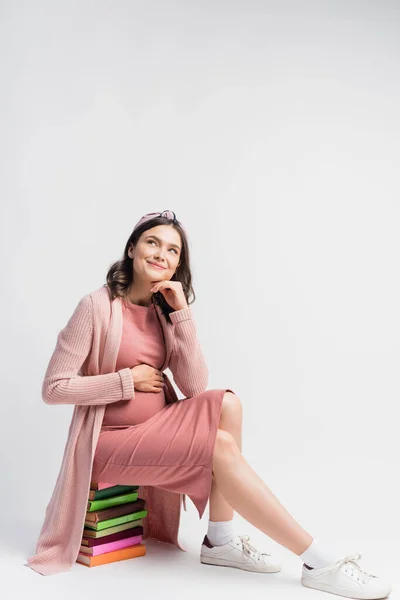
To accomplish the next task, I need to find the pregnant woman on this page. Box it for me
[28,210,391,599]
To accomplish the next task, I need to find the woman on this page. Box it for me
[28,210,391,599]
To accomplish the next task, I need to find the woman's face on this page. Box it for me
[128,225,182,282]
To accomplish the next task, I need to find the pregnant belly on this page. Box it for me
[102,389,167,427]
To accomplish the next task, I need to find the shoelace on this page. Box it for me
[326,553,376,584]
[237,535,271,563]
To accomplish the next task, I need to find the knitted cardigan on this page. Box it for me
[27,284,208,575]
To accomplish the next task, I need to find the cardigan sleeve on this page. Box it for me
[41,294,135,406]
[168,306,208,398]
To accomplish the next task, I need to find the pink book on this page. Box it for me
[90,481,118,490]
[79,534,142,556]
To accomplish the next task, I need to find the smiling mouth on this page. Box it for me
[147,261,165,270]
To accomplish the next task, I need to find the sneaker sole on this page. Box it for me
[200,554,281,573]
[301,576,390,600]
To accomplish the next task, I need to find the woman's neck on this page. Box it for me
[126,283,153,307]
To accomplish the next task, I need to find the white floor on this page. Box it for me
[4,511,399,600]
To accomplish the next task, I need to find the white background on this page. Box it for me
[1,1,399,598]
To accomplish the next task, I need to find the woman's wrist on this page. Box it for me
[172,304,189,312]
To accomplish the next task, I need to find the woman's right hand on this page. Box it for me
[130,364,164,393]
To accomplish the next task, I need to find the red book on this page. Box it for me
[81,526,143,547]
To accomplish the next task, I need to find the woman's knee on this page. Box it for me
[213,428,239,461]
[220,390,243,423]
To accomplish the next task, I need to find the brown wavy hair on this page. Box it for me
[105,214,195,324]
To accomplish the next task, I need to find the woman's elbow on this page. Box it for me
[42,385,56,405]
[41,380,65,405]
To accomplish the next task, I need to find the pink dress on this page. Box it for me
[92,298,234,519]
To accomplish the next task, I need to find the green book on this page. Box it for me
[84,509,148,531]
[82,519,144,538]
[87,490,139,512]
[89,485,138,501]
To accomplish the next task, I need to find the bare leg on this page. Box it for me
[212,428,314,556]
[209,391,242,522]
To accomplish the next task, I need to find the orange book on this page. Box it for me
[76,543,146,567]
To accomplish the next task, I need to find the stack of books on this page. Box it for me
[76,481,148,568]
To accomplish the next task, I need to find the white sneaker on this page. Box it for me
[301,553,392,599]
[200,533,282,573]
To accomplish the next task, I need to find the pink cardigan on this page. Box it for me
[27,284,208,576]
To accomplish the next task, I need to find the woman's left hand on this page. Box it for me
[150,280,188,312]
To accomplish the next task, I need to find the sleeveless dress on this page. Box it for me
[92,298,234,519]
